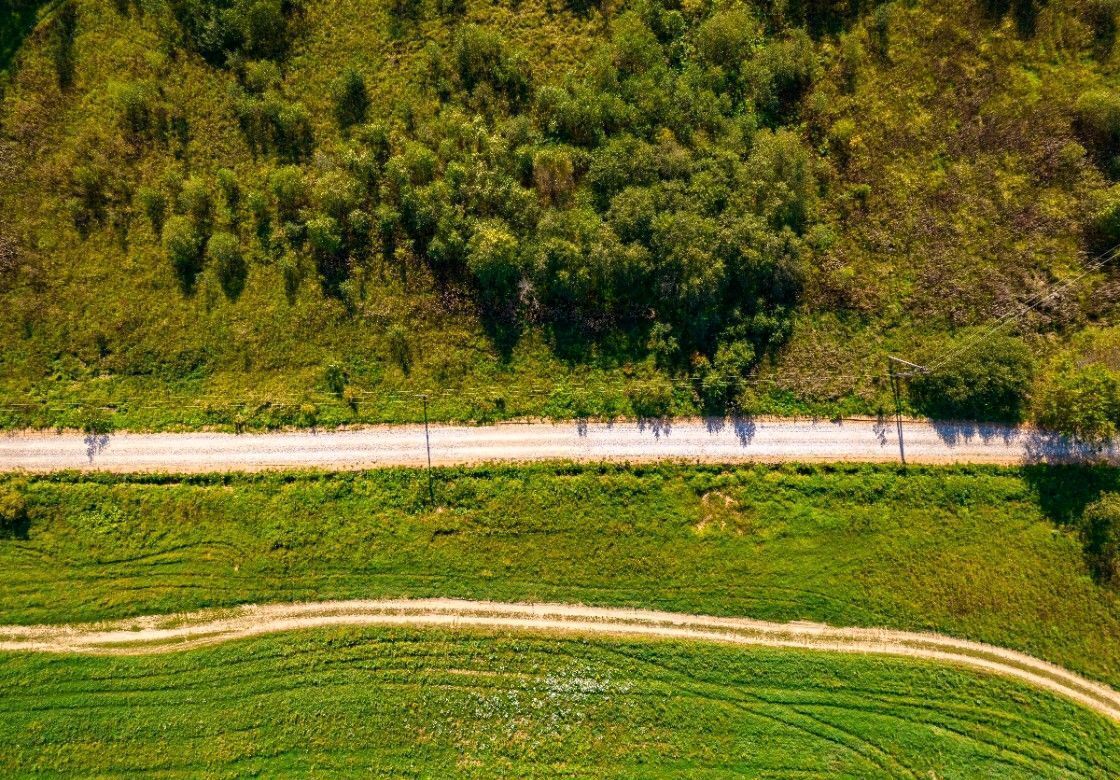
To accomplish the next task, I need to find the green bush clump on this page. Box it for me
[207,231,247,300]
[1083,492,1120,584]
[137,187,168,235]
[168,0,295,65]
[910,336,1034,423]
[1075,89,1120,178]
[0,484,27,539]
[333,69,369,130]
[1035,363,1120,444]
[164,215,205,293]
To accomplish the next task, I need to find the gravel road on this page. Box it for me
[0,417,1106,473]
[3,598,1117,722]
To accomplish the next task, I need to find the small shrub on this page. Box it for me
[1083,492,1120,583]
[137,187,168,236]
[0,484,28,539]
[216,168,241,217]
[387,323,412,373]
[467,219,521,301]
[870,5,890,61]
[333,69,370,130]
[391,0,424,21]
[1075,89,1120,177]
[269,165,308,222]
[532,146,575,205]
[325,364,347,396]
[207,231,247,300]
[838,33,864,93]
[694,9,757,69]
[178,176,213,234]
[1087,0,1120,59]
[164,215,205,292]
[52,1,78,90]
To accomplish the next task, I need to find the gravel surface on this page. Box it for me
[2,598,1117,722]
[0,418,1107,473]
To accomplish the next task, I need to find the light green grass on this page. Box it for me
[0,628,1116,777]
[3,463,1119,688]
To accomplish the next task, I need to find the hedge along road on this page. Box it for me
[3,598,1119,724]
[0,417,1111,473]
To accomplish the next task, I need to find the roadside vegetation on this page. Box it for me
[3,0,1120,431]
[2,463,1119,686]
[0,628,1116,777]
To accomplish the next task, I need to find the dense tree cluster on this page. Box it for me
[210,7,822,388]
[167,0,298,65]
[124,1,831,397]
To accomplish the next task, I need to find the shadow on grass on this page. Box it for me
[1022,462,1120,587]
[1,1,54,77]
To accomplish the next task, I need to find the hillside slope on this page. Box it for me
[1,0,1119,430]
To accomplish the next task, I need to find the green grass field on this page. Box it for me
[4,463,1119,687]
[1,628,1116,777]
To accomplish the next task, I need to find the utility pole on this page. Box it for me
[887,357,928,467]
[422,393,434,503]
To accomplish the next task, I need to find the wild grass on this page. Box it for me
[0,628,1115,777]
[2,463,1119,687]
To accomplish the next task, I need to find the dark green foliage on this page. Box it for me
[1087,0,1119,59]
[234,88,315,161]
[626,372,675,418]
[452,25,532,108]
[751,31,819,125]
[1086,193,1120,255]
[0,483,26,539]
[1035,363,1120,443]
[325,363,346,396]
[178,176,213,235]
[391,0,424,21]
[269,165,307,221]
[437,0,468,16]
[1084,492,1120,583]
[870,4,890,60]
[980,0,1048,37]
[306,214,346,293]
[164,215,205,293]
[332,69,369,130]
[167,0,294,66]
[1,0,49,78]
[910,336,1034,422]
[68,165,107,235]
[137,187,167,235]
[207,231,247,300]
[694,8,757,68]
[216,168,241,218]
[51,0,78,90]
[467,219,520,304]
[1075,89,1120,178]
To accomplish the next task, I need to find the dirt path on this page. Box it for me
[0,418,1110,472]
[2,598,1117,723]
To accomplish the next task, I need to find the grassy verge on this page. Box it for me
[0,628,1116,777]
[2,463,1118,686]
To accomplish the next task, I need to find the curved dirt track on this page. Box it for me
[1,418,1112,473]
[2,598,1118,724]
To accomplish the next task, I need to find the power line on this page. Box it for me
[919,241,1120,375]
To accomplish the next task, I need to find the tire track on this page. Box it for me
[1,598,1118,724]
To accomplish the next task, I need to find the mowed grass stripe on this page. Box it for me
[0,629,1116,778]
